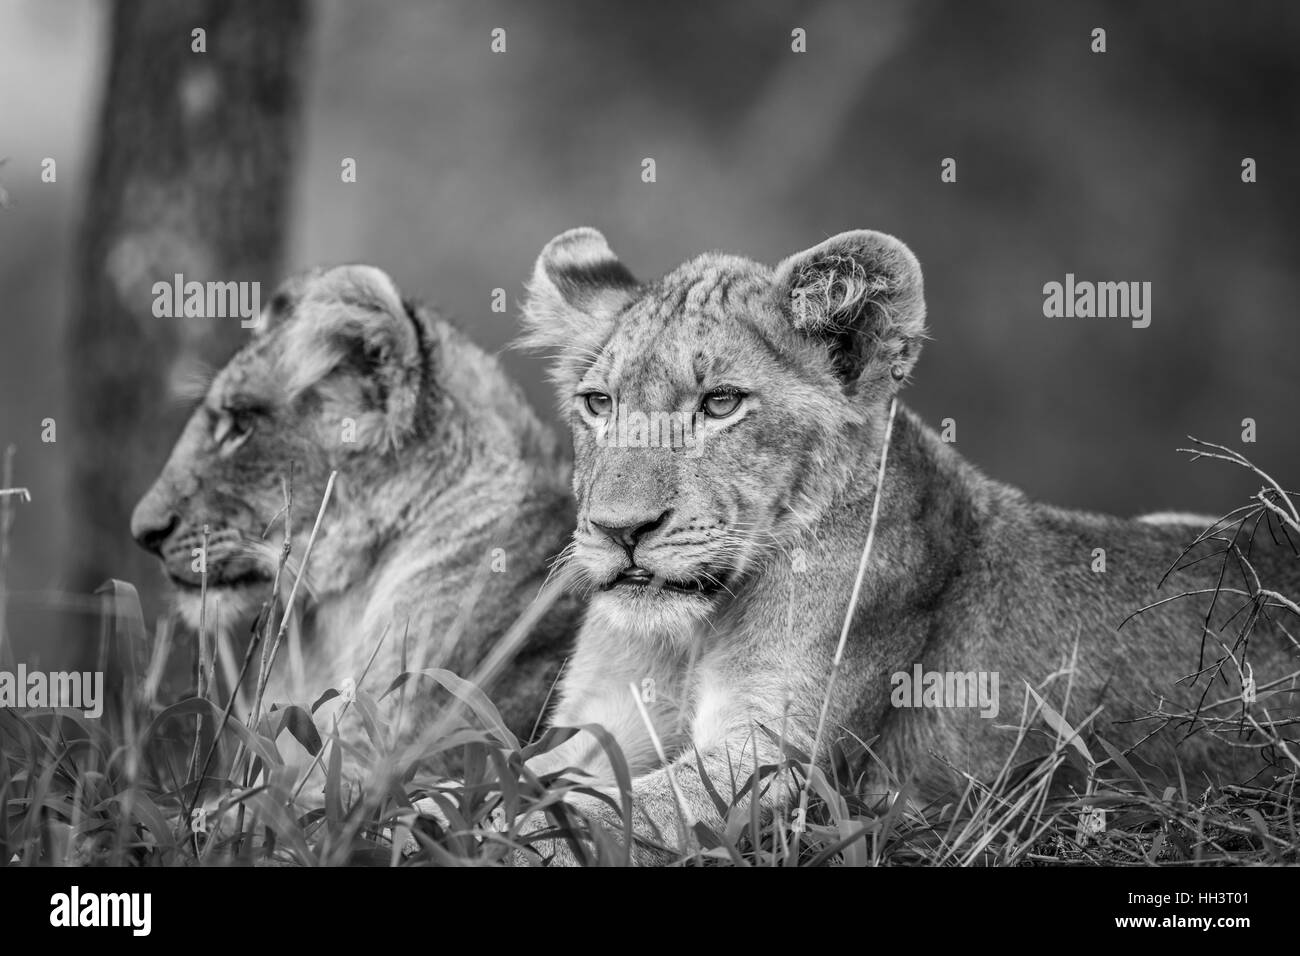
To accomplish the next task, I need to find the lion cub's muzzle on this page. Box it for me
[156,525,269,590]
[583,513,735,598]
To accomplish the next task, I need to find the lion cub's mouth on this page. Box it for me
[167,568,270,591]
[602,566,724,596]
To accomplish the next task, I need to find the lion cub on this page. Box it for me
[513,227,1299,864]
[131,265,579,793]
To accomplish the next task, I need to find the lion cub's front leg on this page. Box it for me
[524,724,786,865]
[521,649,787,866]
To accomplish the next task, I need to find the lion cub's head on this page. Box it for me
[522,228,926,635]
[130,265,434,628]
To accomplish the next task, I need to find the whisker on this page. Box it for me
[167,357,218,409]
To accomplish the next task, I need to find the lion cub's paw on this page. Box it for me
[399,792,510,857]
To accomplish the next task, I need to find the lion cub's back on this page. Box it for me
[976,503,1298,785]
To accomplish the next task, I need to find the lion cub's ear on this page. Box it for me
[282,264,423,448]
[520,228,638,387]
[773,230,927,397]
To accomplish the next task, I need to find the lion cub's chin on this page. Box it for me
[172,583,268,633]
[587,588,715,644]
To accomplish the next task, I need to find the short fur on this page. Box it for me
[131,265,579,789]
[517,228,1300,864]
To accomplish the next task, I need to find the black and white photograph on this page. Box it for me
[0,0,1296,932]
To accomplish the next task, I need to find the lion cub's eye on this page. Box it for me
[701,389,743,419]
[583,392,614,417]
[213,410,254,455]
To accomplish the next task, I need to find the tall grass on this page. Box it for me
[0,440,1297,866]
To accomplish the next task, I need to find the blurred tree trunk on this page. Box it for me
[68,0,310,629]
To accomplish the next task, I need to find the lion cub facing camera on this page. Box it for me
[511,227,1298,865]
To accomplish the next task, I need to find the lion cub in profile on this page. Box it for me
[131,265,579,791]
[514,227,1299,864]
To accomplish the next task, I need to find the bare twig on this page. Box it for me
[1128,438,1300,770]
[259,471,336,704]
[252,466,294,728]
[185,525,213,788]
[794,396,899,855]
[0,443,26,666]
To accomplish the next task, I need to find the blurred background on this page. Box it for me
[2,0,1298,670]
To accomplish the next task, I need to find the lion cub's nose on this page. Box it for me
[130,497,180,556]
[591,509,672,554]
